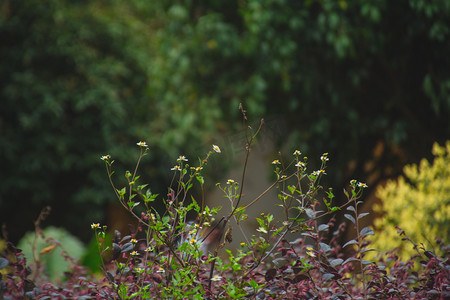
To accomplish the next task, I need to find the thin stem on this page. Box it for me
[354,198,368,300]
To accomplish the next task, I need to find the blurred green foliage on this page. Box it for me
[1,0,449,243]
[17,226,85,282]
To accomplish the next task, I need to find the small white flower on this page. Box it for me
[295,161,305,168]
[320,153,329,162]
[357,182,368,188]
[271,160,281,165]
[211,275,222,281]
[256,227,268,234]
[101,155,110,161]
[171,165,181,171]
[312,169,326,176]
[293,150,301,156]
[306,246,316,257]
[156,267,165,273]
[212,144,221,153]
[136,141,148,148]
[177,155,188,162]
[227,179,236,185]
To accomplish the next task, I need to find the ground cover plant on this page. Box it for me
[1,109,449,299]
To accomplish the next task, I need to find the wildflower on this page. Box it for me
[190,238,197,244]
[156,267,165,273]
[295,161,305,168]
[91,223,100,229]
[177,155,188,162]
[312,169,326,176]
[293,150,301,156]
[357,182,368,188]
[212,144,221,153]
[135,267,143,273]
[240,242,246,247]
[131,238,138,244]
[271,159,281,165]
[211,275,222,281]
[136,141,148,148]
[130,251,139,256]
[306,246,316,257]
[101,155,110,161]
[320,153,329,162]
[171,165,181,171]
[280,175,287,179]
[256,227,268,234]
[227,179,236,185]
[144,247,152,252]
[191,166,203,172]
[282,221,289,226]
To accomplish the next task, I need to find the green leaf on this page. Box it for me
[121,243,134,253]
[346,205,355,212]
[343,239,357,248]
[358,212,370,219]
[359,226,375,237]
[319,242,331,253]
[344,213,356,225]
[287,185,296,194]
[196,175,204,184]
[137,184,148,191]
[256,217,265,228]
[118,187,126,197]
[317,224,329,232]
[305,208,315,219]
[249,279,258,289]
[330,258,343,267]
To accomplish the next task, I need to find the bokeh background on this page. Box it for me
[1,0,449,251]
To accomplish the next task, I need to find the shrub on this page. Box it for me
[17,226,85,283]
[372,141,450,259]
[0,113,448,299]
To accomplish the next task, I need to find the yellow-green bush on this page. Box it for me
[371,141,450,259]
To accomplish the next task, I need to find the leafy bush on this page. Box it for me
[372,141,450,259]
[17,226,85,283]
[0,114,448,299]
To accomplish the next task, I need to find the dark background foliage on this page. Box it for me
[1,0,449,244]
